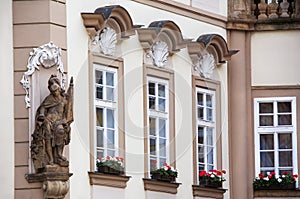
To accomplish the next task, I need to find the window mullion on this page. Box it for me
[274,131,279,174]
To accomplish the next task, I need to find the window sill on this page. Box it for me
[254,189,300,197]
[192,185,226,199]
[88,172,130,189]
[143,178,181,194]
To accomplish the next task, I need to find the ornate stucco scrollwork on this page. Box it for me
[20,42,66,108]
[194,54,216,79]
[146,41,169,67]
[91,27,117,56]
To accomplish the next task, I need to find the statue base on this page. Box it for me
[26,165,72,199]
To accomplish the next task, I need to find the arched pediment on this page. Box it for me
[81,5,139,38]
[187,34,238,66]
[137,20,187,53]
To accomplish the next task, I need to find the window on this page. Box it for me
[254,97,298,176]
[147,76,169,170]
[196,87,216,179]
[94,64,118,159]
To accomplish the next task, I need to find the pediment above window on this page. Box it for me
[81,5,140,55]
[187,34,238,78]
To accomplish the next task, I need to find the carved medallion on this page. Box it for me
[20,42,66,108]
[91,27,117,56]
[195,54,216,79]
[146,41,169,67]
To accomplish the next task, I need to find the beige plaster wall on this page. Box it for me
[0,0,14,198]
[251,30,300,86]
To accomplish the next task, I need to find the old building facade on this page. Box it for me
[1,0,300,198]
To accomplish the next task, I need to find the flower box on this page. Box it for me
[151,173,176,182]
[253,172,298,190]
[97,165,124,175]
[199,178,223,188]
[198,170,226,189]
[254,181,296,190]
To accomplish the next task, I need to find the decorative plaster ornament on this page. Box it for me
[194,54,216,79]
[91,27,117,56]
[20,42,66,108]
[147,41,169,67]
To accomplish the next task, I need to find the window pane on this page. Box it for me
[279,151,292,167]
[198,107,204,120]
[159,119,166,137]
[206,95,212,107]
[159,138,166,157]
[158,98,165,112]
[198,164,205,172]
[259,115,273,126]
[150,138,156,155]
[207,165,214,171]
[95,70,103,84]
[106,72,114,86]
[279,169,292,175]
[96,129,103,148]
[207,147,214,164]
[96,86,103,100]
[96,108,103,127]
[259,103,273,113]
[150,158,157,170]
[107,130,115,149]
[278,133,292,149]
[159,158,166,168]
[198,146,204,163]
[158,84,165,97]
[207,108,213,121]
[107,150,115,157]
[97,150,104,159]
[278,114,292,125]
[107,109,114,128]
[198,127,204,144]
[148,82,155,95]
[149,117,156,136]
[106,87,114,101]
[278,102,291,113]
[260,134,274,150]
[149,96,156,109]
[197,93,203,105]
[206,128,213,146]
[260,152,274,167]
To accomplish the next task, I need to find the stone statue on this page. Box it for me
[31,74,74,172]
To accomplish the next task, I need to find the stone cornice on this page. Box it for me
[143,178,181,194]
[227,18,300,31]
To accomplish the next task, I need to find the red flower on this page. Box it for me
[268,175,272,179]
[153,160,157,163]
[199,171,207,177]
[106,156,111,160]
[270,171,275,176]
[216,170,222,176]
[222,170,226,174]
[163,162,168,166]
[283,171,288,175]
[167,165,171,170]
[293,174,298,178]
[120,157,124,162]
[259,173,264,179]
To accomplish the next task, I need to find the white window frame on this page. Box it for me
[196,87,217,182]
[147,76,170,169]
[254,97,298,178]
[93,64,118,161]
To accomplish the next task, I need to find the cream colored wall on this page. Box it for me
[67,0,229,199]
[66,1,91,199]
[251,30,300,86]
[0,0,14,198]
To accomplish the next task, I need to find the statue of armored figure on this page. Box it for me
[31,75,74,172]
